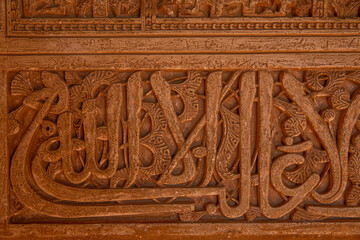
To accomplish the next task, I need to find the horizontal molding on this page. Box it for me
[2,222,360,238]
[6,0,360,36]
[0,36,360,55]
[7,20,360,37]
[2,53,360,70]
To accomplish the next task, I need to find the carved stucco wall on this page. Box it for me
[1,1,360,239]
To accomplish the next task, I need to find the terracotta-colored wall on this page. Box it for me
[1,1,360,239]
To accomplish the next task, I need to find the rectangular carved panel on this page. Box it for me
[7,0,360,35]
[8,69,360,223]
[22,0,141,17]
[2,0,360,238]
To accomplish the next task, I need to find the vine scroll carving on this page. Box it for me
[8,69,360,222]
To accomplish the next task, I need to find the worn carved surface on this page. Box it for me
[1,0,360,239]
[7,0,360,35]
[16,0,360,18]
[6,69,360,223]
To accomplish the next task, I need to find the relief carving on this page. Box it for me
[156,0,360,18]
[19,0,360,18]
[8,69,360,222]
[328,0,360,18]
[2,0,360,238]
[157,0,313,17]
[7,0,360,35]
[22,0,141,17]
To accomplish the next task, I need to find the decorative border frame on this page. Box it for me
[6,0,360,36]
[2,1,360,239]
[2,60,360,238]
[1,53,360,239]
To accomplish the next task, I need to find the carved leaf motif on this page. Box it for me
[346,71,360,83]
[19,72,69,115]
[348,146,360,185]
[329,88,350,110]
[76,0,92,16]
[171,71,202,122]
[8,109,21,136]
[293,0,313,16]
[140,102,171,176]
[305,71,330,91]
[11,71,33,96]
[282,117,303,137]
[82,71,118,97]
[284,148,329,184]
[306,71,345,98]
[69,71,118,118]
[274,99,306,136]
[178,211,205,222]
[69,85,86,118]
[352,132,360,149]
[65,71,83,85]
[245,206,261,221]
[42,72,70,114]
[346,185,360,206]
[329,0,360,17]
[158,0,313,17]
[216,105,240,180]
[109,0,140,16]
[8,118,20,136]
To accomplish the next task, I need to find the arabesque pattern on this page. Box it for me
[8,70,360,222]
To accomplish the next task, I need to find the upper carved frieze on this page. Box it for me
[6,0,360,35]
[157,0,313,17]
[22,0,141,18]
[19,0,360,18]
